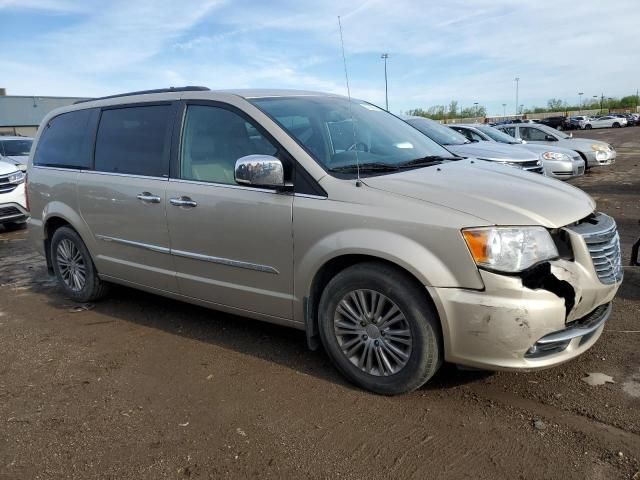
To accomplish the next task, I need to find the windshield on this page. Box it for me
[404,117,469,146]
[251,96,455,172]
[475,125,521,144]
[1,139,33,156]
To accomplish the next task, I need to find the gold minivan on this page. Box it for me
[27,87,622,394]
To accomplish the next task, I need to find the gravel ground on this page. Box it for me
[1,127,639,479]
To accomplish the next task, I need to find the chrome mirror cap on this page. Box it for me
[234,155,285,188]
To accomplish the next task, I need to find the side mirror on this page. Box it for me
[545,135,558,141]
[235,155,285,188]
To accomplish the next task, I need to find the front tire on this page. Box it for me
[613,122,620,128]
[585,124,592,129]
[318,262,442,395]
[51,226,108,303]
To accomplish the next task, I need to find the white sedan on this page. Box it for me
[587,116,627,129]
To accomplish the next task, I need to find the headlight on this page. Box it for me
[541,152,571,161]
[591,144,608,152]
[462,227,558,273]
[7,170,25,184]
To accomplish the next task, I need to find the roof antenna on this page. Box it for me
[338,16,361,187]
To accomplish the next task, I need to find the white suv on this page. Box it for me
[0,160,29,228]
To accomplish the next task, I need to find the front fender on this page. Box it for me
[299,228,466,292]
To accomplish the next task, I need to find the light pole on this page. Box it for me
[502,103,506,118]
[592,95,598,112]
[473,102,479,118]
[519,104,524,115]
[514,77,520,117]
[381,53,389,111]
[578,92,583,113]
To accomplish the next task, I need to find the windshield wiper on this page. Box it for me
[397,155,456,168]
[328,162,399,173]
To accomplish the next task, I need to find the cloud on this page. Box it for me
[1,0,639,114]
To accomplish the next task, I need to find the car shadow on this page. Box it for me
[39,280,496,393]
[42,282,356,388]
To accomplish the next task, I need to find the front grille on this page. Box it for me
[521,160,544,174]
[0,205,21,218]
[568,213,623,285]
[0,184,17,193]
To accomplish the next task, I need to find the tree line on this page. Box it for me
[406,95,639,120]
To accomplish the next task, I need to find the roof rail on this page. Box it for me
[73,86,210,104]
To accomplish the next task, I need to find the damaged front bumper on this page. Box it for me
[428,213,622,371]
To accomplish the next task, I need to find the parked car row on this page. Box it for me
[566,113,638,130]
[17,87,622,395]
[448,124,585,178]
[494,113,639,130]
[402,116,616,179]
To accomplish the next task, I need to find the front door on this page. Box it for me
[166,103,294,319]
[78,103,178,292]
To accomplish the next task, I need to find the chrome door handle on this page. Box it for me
[136,192,161,203]
[170,196,197,208]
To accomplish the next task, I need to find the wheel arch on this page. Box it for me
[42,204,95,273]
[303,253,443,351]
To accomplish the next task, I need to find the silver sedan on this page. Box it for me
[495,123,616,168]
[450,124,585,180]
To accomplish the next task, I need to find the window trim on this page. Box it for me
[172,99,326,197]
[92,101,178,178]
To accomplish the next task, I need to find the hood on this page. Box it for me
[1,155,29,169]
[445,142,539,162]
[0,159,21,175]
[517,143,580,157]
[560,137,612,149]
[363,159,595,228]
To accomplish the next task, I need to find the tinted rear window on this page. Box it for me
[94,105,173,177]
[34,109,93,168]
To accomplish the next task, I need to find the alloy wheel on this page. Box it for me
[333,289,412,376]
[56,239,86,292]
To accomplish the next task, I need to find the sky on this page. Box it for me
[1,0,639,116]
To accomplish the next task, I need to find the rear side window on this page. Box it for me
[34,109,93,168]
[94,105,173,177]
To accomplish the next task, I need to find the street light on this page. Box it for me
[502,103,507,118]
[520,104,524,115]
[578,92,583,113]
[514,77,520,116]
[381,53,389,111]
[473,102,479,118]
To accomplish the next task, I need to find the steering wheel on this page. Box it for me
[347,141,369,152]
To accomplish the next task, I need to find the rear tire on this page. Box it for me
[318,262,443,395]
[51,226,109,303]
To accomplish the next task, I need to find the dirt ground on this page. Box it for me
[1,127,639,480]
